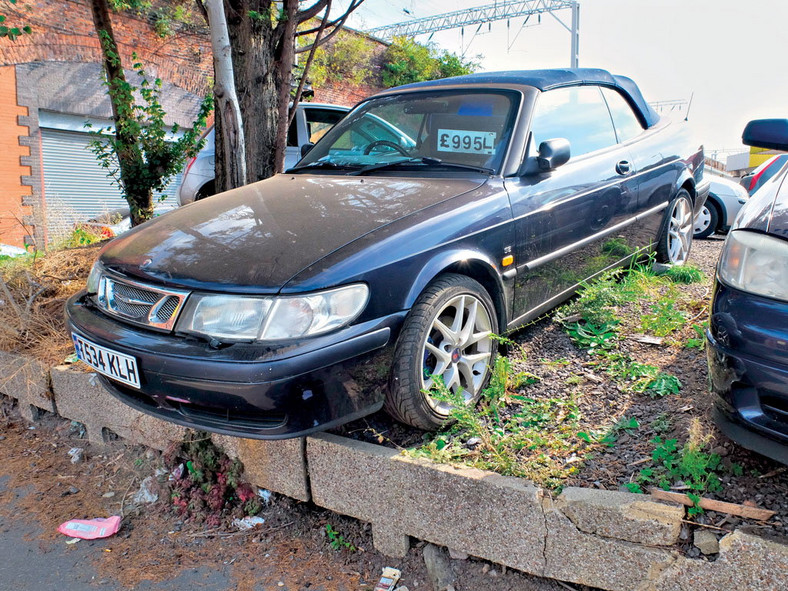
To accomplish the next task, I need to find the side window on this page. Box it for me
[305,108,346,144]
[530,86,617,158]
[601,87,644,143]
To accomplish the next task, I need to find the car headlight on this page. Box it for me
[718,230,788,301]
[86,261,103,294]
[177,284,369,342]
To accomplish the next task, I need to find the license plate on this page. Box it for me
[71,333,141,389]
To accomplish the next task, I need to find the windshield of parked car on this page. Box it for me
[293,90,518,175]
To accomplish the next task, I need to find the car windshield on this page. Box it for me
[294,90,518,175]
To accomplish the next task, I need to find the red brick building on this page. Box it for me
[0,0,383,249]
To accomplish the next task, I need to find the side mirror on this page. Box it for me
[536,138,571,171]
[742,119,788,151]
[300,142,315,158]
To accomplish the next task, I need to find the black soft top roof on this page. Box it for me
[380,68,660,128]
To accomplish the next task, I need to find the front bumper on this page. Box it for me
[707,281,788,465]
[66,292,405,439]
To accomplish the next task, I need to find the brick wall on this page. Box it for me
[0,1,386,247]
[0,0,213,95]
[0,66,33,248]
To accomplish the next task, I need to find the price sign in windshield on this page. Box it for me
[437,129,497,155]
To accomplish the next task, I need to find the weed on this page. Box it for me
[601,237,633,258]
[640,300,686,336]
[647,373,682,398]
[658,264,704,284]
[625,482,644,494]
[541,357,570,368]
[325,524,356,551]
[566,321,618,352]
[410,358,584,488]
[56,226,105,249]
[164,432,261,527]
[578,416,639,448]
[557,270,631,325]
[650,413,673,434]
[685,323,706,349]
[565,374,583,386]
[633,420,736,515]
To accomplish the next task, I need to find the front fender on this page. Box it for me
[403,249,510,327]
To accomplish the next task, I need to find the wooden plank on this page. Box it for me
[650,489,776,521]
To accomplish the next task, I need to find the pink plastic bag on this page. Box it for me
[58,516,121,540]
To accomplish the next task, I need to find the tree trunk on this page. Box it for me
[225,0,280,184]
[217,1,362,188]
[204,0,247,193]
[89,0,153,226]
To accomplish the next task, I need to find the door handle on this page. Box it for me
[616,160,632,175]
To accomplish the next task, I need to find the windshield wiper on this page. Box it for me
[352,157,494,176]
[287,161,360,173]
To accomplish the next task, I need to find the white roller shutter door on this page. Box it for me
[40,128,181,241]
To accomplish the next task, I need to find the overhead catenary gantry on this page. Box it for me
[366,1,580,67]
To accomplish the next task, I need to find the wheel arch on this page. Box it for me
[404,250,508,330]
[676,173,696,203]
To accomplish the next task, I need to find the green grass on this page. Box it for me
[409,357,586,488]
[556,257,699,398]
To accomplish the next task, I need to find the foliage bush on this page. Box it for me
[309,32,376,87]
[381,36,478,87]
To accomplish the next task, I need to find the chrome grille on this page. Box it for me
[97,275,190,331]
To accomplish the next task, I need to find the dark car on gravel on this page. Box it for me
[66,69,708,439]
[708,119,788,465]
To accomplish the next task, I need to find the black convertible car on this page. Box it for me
[67,69,708,438]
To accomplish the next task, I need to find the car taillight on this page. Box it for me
[184,156,196,175]
[748,158,777,192]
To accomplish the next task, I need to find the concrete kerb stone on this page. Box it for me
[49,365,186,449]
[542,495,678,591]
[0,351,55,421]
[212,435,310,503]
[306,433,547,572]
[555,487,685,546]
[306,433,788,591]
[649,529,788,591]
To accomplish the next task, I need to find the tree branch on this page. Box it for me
[295,0,330,24]
[295,0,365,38]
[289,0,331,128]
[294,0,365,54]
[194,0,208,24]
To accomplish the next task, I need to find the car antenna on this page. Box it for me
[684,92,694,122]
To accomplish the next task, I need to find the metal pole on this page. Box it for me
[570,1,580,67]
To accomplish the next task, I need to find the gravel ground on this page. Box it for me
[337,235,788,547]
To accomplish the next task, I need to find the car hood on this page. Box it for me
[734,169,788,239]
[99,174,487,292]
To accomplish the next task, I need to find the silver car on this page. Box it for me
[177,103,349,205]
[693,175,749,239]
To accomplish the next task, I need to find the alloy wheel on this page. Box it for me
[421,293,494,414]
[667,197,693,264]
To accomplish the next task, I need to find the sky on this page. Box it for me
[342,0,788,156]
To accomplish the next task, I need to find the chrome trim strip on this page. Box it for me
[519,202,667,272]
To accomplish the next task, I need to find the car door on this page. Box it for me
[285,106,349,170]
[504,85,642,326]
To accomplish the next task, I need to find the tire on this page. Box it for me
[693,201,719,239]
[196,181,216,201]
[385,274,499,430]
[656,189,694,265]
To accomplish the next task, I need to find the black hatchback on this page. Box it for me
[67,69,708,439]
